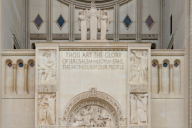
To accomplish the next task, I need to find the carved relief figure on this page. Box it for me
[73,105,112,127]
[38,93,56,125]
[78,10,89,40]
[130,50,148,84]
[38,50,56,84]
[89,1,98,40]
[130,93,148,125]
[100,10,109,40]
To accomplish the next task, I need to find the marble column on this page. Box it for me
[47,0,52,42]
[169,64,173,93]
[24,64,28,94]
[70,3,75,41]
[136,0,141,42]
[158,64,162,94]
[13,64,17,94]
[114,2,119,42]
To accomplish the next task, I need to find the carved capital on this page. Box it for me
[158,64,162,69]
[169,64,173,69]
[13,64,17,69]
[24,64,28,69]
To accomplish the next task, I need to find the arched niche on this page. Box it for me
[173,59,181,94]
[162,59,170,94]
[59,0,131,9]
[28,59,35,94]
[5,59,13,94]
[151,59,159,94]
[16,59,24,94]
[31,43,36,49]
[61,88,125,127]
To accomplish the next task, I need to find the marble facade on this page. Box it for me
[0,0,190,128]
[0,42,186,128]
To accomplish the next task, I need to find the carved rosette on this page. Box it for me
[61,88,125,127]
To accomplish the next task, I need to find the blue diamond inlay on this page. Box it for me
[123,15,132,28]
[57,15,65,29]
[19,63,23,67]
[34,14,43,29]
[163,63,168,67]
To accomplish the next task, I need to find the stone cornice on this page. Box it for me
[1,50,35,56]
[151,49,185,56]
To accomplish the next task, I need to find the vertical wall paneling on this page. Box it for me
[173,59,181,94]
[162,59,170,94]
[152,60,159,94]
[28,59,35,94]
[5,60,13,94]
[16,59,24,94]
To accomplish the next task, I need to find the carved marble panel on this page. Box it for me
[130,50,148,85]
[73,105,113,127]
[38,50,57,84]
[130,93,148,125]
[38,93,56,125]
[61,88,124,127]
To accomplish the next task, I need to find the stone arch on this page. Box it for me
[61,88,125,127]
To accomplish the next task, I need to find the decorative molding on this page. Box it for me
[141,34,158,40]
[37,126,56,128]
[190,0,192,127]
[30,34,47,40]
[151,53,185,56]
[162,0,166,49]
[38,85,57,92]
[75,34,114,40]
[22,0,26,49]
[59,0,131,9]
[130,85,149,93]
[129,126,148,128]
[52,34,69,40]
[2,53,35,56]
[119,34,136,40]
[61,88,124,126]
[151,50,185,56]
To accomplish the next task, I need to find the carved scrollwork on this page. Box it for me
[61,88,124,127]
[38,85,57,92]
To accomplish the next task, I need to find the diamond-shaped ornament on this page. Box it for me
[145,15,155,30]
[123,15,132,30]
[33,14,44,30]
[56,15,66,30]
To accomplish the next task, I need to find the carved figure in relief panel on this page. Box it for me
[130,93,148,125]
[38,93,56,125]
[130,50,148,84]
[38,50,56,84]
[73,105,112,127]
